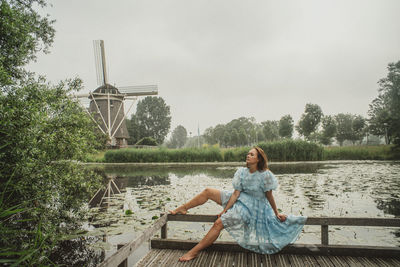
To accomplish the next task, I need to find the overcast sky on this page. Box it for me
[28,0,400,136]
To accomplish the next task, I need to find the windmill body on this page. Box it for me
[76,40,158,148]
[89,84,129,147]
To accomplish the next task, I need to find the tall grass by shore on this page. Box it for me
[323,145,397,160]
[100,140,326,163]
[104,147,223,163]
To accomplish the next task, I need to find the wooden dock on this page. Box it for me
[137,248,400,266]
[99,214,400,267]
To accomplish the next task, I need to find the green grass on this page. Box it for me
[87,143,398,163]
[104,147,223,163]
[85,150,106,162]
[323,145,398,160]
[99,140,324,163]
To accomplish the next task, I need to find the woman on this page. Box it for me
[170,146,306,261]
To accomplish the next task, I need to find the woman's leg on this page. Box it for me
[170,188,221,214]
[179,218,224,261]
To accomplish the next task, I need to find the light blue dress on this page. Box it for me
[220,167,306,254]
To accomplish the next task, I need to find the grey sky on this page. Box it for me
[29,0,400,136]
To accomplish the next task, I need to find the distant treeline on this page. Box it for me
[98,141,397,163]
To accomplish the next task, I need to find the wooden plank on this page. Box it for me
[234,252,247,267]
[186,250,205,267]
[99,214,167,267]
[135,249,162,267]
[288,254,308,267]
[330,256,350,267]
[390,256,400,266]
[207,251,219,266]
[220,251,234,267]
[191,250,211,267]
[145,250,166,266]
[369,257,392,267]
[274,254,291,267]
[306,217,400,226]
[303,255,320,267]
[143,249,169,267]
[168,213,218,222]
[166,214,400,226]
[151,239,400,257]
[117,244,127,267]
[151,239,245,252]
[342,256,364,267]
[262,254,275,267]
[161,222,167,239]
[162,250,181,267]
[214,251,224,266]
[357,256,380,267]
[248,252,261,267]
[321,225,329,245]
[155,249,175,266]
[313,255,336,267]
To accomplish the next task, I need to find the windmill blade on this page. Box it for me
[93,40,109,86]
[118,85,158,96]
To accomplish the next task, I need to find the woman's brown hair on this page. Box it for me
[253,146,268,171]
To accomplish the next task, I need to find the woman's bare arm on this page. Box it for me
[266,190,287,222]
[218,190,240,217]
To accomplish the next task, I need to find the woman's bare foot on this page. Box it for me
[169,205,187,215]
[178,251,198,261]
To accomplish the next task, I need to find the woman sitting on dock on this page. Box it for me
[170,146,307,262]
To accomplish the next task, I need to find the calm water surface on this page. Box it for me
[82,161,400,265]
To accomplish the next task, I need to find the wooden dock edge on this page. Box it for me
[151,238,400,258]
[98,214,168,267]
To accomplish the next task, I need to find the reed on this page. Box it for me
[257,140,324,162]
[104,147,223,163]
[323,145,397,160]
[103,140,324,163]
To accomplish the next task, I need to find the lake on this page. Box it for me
[76,161,400,266]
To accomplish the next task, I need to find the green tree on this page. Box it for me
[350,115,366,145]
[335,113,353,146]
[230,128,240,146]
[319,115,337,145]
[261,120,279,142]
[279,114,294,139]
[222,131,231,147]
[0,1,105,264]
[212,124,226,145]
[225,117,255,146]
[368,95,390,143]
[128,96,171,144]
[238,127,248,146]
[0,77,102,265]
[169,125,188,148]
[296,103,323,141]
[203,126,216,145]
[368,61,400,146]
[0,0,55,86]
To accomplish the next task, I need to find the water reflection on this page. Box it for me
[376,197,400,217]
[49,236,104,267]
[269,162,325,174]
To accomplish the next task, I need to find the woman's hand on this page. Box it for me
[276,213,287,222]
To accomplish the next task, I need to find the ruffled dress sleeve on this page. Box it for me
[263,170,278,192]
[232,168,243,191]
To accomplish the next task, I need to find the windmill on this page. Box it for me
[76,40,158,147]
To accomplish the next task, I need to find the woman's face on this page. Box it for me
[246,148,259,166]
